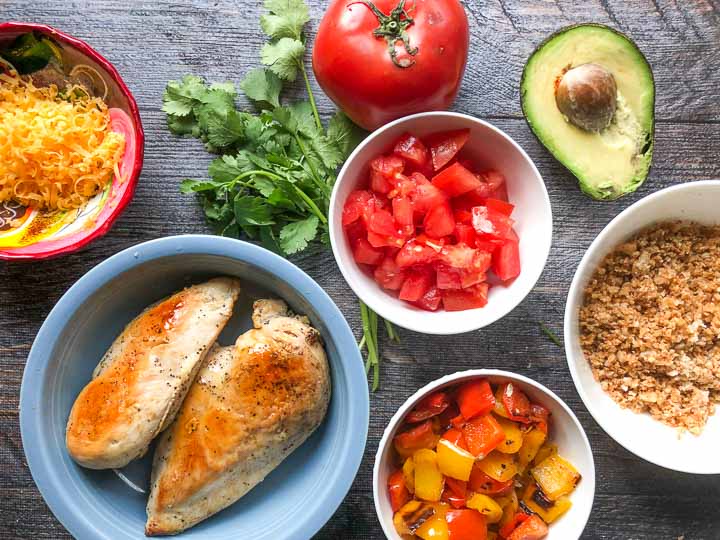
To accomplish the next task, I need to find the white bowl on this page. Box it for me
[329,112,552,335]
[565,180,720,474]
[373,369,595,540]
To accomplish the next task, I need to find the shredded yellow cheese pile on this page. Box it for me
[0,72,125,212]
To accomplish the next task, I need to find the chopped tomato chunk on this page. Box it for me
[456,379,495,420]
[432,162,483,197]
[342,190,373,225]
[392,196,414,228]
[411,182,448,214]
[436,264,463,290]
[462,414,505,458]
[352,238,383,265]
[454,223,476,245]
[442,283,489,311]
[396,239,438,267]
[472,206,514,240]
[423,200,455,238]
[493,232,520,281]
[415,286,442,311]
[373,256,406,290]
[428,128,470,171]
[486,198,515,216]
[399,267,434,302]
[406,392,451,423]
[394,132,429,168]
[445,508,487,540]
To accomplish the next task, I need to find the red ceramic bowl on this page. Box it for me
[0,22,144,261]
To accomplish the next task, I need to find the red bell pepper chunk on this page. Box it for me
[427,128,471,171]
[441,427,469,451]
[442,283,489,312]
[499,512,530,539]
[352,238,383,265]
[373,256,406,291]
[406,391,450,423]
[393,420,437,455]
[399,267,435,302]
[456,379,495,420]
[387,469,411,513]
[468,466,514,495]
[432,162,483,197]
[415,285,443,311]
[462,413,505,457]
[500,382,532,424]
[442,477,469,508]
[445,508,488,540]
[506,514,548,540]
[394,132,429,168]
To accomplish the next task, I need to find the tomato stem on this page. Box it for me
[352,0,418,68]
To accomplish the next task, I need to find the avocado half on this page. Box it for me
[521,24,655,200]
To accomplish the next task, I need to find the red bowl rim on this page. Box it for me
[0,22,145,261]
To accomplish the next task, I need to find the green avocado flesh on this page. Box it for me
[521,24,655,200]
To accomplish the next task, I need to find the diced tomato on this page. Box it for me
[486,198,515,217]
[442,283,489,311]
[432,162,483,197]
[410,182,448,214]
[500,382,532,424]
[442,477,469,509]
[373,256,406,290]
[387,469,410,512]
[394,132,429,168]
[342,190,373,225]
[353,238,383,265]
[475,237,502,254]
[506,514,547,540]
[462,413,505,458]
[410,171,431,185]
[344,219,366,245]
[370,170,392,193]
[427,128,470,171]
[488,181,509,202]
[367,230,404,248]
[473,169,506,197]
[454,223,476,245]
[393,420,437,455]
[530,403,551,434]
[468,466,514,495]
[369,155,404,194]
[396,240,438,267]
[415,234,446,251]
[445,509,487,540]
[493,233,520,281]
[460,269,486,288]
[424,200,455,238]
[472,206,514,240]
[406,391,450,423]
[454,209,473,225]
[456,379,495,420]
[436,264,462,290]
[399,267,434,302]
[415,285,442,311]
[367,208,397,236]
[498,512,530,539]
[392,196,414,228]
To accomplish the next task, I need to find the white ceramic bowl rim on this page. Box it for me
[329,111,553,335]
[372,369,595,539]
[564,180,720,474]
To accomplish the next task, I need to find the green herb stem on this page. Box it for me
[301,62,322,131]
[539,322,563,348]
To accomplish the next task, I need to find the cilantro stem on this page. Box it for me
[538,322,563,348]
[300,62,322,131]
[360,300,381,391]
[384,319,400,343]
[293,133,331,197]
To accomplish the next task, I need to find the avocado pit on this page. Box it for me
[555,63,617,132]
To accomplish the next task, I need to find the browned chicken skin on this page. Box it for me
[145,299,330,535]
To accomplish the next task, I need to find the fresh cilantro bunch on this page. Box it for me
[162,0,397,389]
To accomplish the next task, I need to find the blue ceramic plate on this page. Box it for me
[20,235,369,540]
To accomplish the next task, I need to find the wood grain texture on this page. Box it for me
[1,0,719,538]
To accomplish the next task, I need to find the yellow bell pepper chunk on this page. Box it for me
[477,451,518,482]
[466,493,503,523]
[495,417,524,454]
[531,453,581,501]
[517,428,546,471]
[522,483,573,523]
[533,442,557,467]
[413,448,444,502]
[403,456,415,494]
[416,514,449,540]
[436,438,475,481]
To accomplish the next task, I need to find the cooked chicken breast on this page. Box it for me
[66,277,241,470]
[145,299,330,536]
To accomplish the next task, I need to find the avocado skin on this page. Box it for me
[520,23,656,201]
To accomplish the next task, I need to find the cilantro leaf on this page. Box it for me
[208,154,252,182]
[234,196,275,226]
[180,179,224,193]
[328,111,363,159]
[162,75,206,116]
[261,37,305,81]
[279,215,319,254]
[260,0,310,40]
[240,68,283,109]
[200,107,245,148]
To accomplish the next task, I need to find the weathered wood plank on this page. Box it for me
[2,0,720,539]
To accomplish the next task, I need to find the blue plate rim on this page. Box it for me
[19,234,369,540]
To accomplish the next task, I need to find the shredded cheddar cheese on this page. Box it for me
[0,70,125,212]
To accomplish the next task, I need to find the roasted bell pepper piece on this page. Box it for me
[522,483,572,524]
[388,469,411,512]
[529,403,550,434]
[394,420,439,458]
[417,514,450,540]
[403,456,416,494]
[517,428,547,471]
[506,514,548,540]
[462,414,505,458]
[456,379,495,420]
[468,465,514,495]
[477,451,518,483]
[445,508,487,540]
[442,427,469,451]
[442,477,468,508]
[532,443,557,467]
[414,448,445,502]
[407,391,451,423]
[498,511,529,539]
[466,493,503,523]
[531,453,581,501]
[500,382,532,424]
[394,500,436,536]
[495,416,524,454]
[437,438,476,481]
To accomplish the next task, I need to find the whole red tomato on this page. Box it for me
[312,0,469,130]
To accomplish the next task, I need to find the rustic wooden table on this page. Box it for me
[2,1,719,539]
